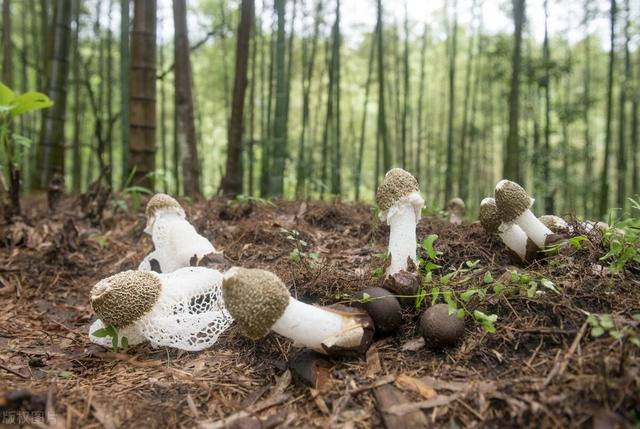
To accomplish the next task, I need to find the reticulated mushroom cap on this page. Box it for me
[376,168,420,211]
[145,193,184,218]
[145,193,186,233]
[479,197,501,234]
[538,215,570,234]
[222,268,291,339]
[494,180,533,223]
[90,270,162,328]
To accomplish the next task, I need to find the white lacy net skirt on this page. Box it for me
[89,267,233,351]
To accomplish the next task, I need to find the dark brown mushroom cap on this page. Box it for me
[222,268,290,339]
[145,193,184,219]
[375,168,420,212]
[353,287,402,336]
[91,270,162,328]
[420,303,465,347]
[494,180,532,223]
[479,197,501,234]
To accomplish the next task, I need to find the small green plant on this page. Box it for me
[600,199,640,275]
[91,325,129,352]
[421,205,447,219]
[0,82,53,216]
[111,167,153,212]
[281,228,319,268]
[542,234,589,254]
[586,313,640,348]
[371,252,389,278]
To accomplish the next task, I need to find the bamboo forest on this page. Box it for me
[0,0,639,427]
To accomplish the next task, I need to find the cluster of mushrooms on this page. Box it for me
[90,172,602,358]
[478,179,609,264]
[88,167,468,358]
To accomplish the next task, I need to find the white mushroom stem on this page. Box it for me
[498,223,529,260]
[271,297,365,354]
[513,209,553,248]
[383,193,423,275]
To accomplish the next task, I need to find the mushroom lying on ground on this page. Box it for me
[447,197,466,225]
[539,215,571,235]
[494,180,556,248]
[140,193,221,273]
[222,267,374,356]
[89,267,233,351]
[479,197,530,262]
[375,168,425,275]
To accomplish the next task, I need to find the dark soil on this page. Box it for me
[1,195,638,428]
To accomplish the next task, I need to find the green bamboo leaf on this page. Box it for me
[0,82,15,105]
[10,91,53,116]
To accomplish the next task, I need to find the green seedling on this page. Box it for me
[599,200,640,275]
[111,167,153,213]
[281,228,319,268]
[92,324,129,352]
[586,313,640,348]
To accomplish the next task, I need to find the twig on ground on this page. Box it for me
[541,321,588,388]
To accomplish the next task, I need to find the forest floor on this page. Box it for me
[0,194,639,428]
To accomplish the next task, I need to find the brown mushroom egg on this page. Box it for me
[419,304,465,347]
[354,287,402,336]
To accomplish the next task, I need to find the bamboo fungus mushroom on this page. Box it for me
[375,168,425,275]
[539,215,571,235]
[494,180,554,248]
[480,197,527,261]
[447,198,465,225]
[140,193,221,273]
[222,268,374,356]
[89,267,233,351]
[479,197,529,261]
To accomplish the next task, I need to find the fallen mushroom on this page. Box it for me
[375,168,425,275]
[494,180,555,248]
[89,267,233,351]
[420,304,465,347]
[479,197,530,262]
[353,287,402,336]
[539,215,571,235]
[222,267,374,356]
[447,197,465,225]
[140,193,221,273]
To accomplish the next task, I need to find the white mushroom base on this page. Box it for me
[514,209,553,248]
[272,297,365,354]
[498,224,529,260]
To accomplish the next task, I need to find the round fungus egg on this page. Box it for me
[419,304,465,347]
[354,287,402,336]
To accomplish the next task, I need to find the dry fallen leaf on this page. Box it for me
[394,373,437,399]
[365,344,382,378]
[400,337,425,352]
